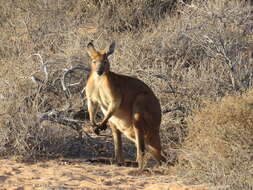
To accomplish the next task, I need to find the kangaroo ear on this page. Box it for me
[107,41,115,56]
[87,42,97,57]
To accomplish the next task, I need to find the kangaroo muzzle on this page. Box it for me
[97,64,105,76]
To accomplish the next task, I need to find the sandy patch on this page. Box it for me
[0,158,209,190]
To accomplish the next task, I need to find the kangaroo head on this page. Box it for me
[87,41,115,76]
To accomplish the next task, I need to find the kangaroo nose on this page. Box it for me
[97,67,104,76]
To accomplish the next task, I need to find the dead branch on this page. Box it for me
[61,66,90,98]
[36,109,90,139]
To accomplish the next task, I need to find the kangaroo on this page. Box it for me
[85,41,166,169]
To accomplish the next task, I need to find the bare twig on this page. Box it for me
[36,109,90,139]
[61,66,90,97]
[153,74,177,97]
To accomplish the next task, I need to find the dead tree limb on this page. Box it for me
[36,109,91,139]
[61,66,90,98]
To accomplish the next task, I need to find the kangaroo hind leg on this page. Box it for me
[109,122,124,165]
[132,94,150,170]
[146,133,166,165]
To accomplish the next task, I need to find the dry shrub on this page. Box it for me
[0,63,83,160]
[0,0,252,179]
[178,90,253,189]
[79,0,182,32]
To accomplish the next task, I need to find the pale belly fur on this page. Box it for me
[101,107,135,141]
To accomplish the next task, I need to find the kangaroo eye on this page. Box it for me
[92,60,96,64]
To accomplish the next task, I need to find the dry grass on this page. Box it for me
[178,90,253,189]
[0,0,252,189]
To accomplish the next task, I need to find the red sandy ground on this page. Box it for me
[0,158,209,190]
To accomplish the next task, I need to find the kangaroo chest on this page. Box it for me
[86,77,110,109]
[91,89,109,109]
[86,74,135,139]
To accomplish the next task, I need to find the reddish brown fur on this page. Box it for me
[85,42,166,169]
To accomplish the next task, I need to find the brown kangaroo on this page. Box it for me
[85,41,166,169]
